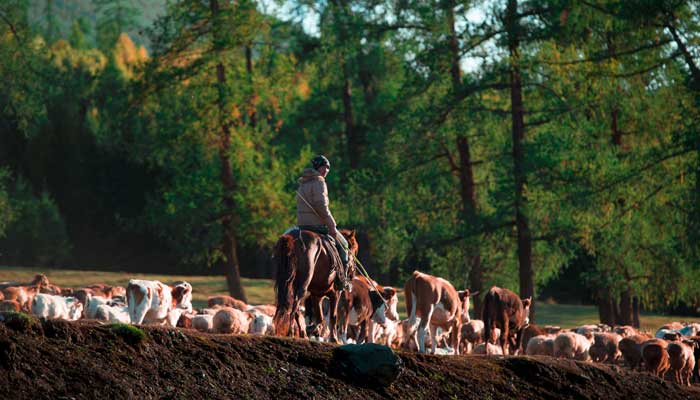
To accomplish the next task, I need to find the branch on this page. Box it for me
[541,40,672,65]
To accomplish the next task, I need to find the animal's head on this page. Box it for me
[250,312,273,335]
[458,289,478,323]
[382,287,399,321]
[521,297,532,325]
[31,274,50,287]
[369,290,388,327]
[171,281,193,310]
[67,298,83,321]
[340,229,359,256]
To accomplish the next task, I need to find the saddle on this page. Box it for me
[285,226,351,290]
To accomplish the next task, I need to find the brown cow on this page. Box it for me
[641,338,671,378]
[482,286,531,355]
[337,277,397,344]
[668,340,696,386]
[619,333,652,369]
[404,271,473,354]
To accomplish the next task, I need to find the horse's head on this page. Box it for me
[340,229,359,256]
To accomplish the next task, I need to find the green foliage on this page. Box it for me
[0,169,14,238]
[0,178,71,266]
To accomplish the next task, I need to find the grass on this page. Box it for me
[0,266,273,309]
[3,266,699,331]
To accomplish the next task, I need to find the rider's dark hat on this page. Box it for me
[311,155,330,170]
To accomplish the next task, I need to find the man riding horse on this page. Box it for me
[296,155,350,275]
[273,155,355,340]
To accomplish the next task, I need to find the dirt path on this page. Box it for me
[0,313,698,399]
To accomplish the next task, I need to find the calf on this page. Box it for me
[127,280,193,326]
[460,320,501,354]
[553,332,592,361]
[668,340,696,386]
[526,335,555,356]
[31,294,83,321]
[208,295,247,311]
[212,307,253,334]
[619,334,652,369]
[192,314,215,332]
[641,338,670,378]
[404,271,472,354]
[589,332,622,363]
[338,277,397,344]
[482,286,531,355]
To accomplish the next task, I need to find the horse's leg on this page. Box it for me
[308,295,324,338]
[327,290,340,343]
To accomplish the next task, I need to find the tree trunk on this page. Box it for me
[618,289,632,326]
[211,0,247,303]
[342,69,359,169]
[506,0,535,321]
[446,0,484,316]
[597,287,616,326]
[632,296,640,328]
[245,45,257,129]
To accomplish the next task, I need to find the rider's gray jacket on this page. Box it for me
[296,168,337,231]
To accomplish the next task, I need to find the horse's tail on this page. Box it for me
[273,234,297,336]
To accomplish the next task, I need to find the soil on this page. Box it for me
[0,313,698,400]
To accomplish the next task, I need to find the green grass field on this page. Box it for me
[2,266,699,331]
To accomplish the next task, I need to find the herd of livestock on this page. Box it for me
[1,271,700,387]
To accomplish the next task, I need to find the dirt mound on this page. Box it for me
[0,313,698,400]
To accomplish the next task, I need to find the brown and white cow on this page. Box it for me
[127,280,193,326]
[481,286,531,355]
[337,276,398,345]
[404,271,474,354]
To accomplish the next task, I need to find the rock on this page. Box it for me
[332,343,403,388]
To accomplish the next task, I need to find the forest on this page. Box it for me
[1,0,700,326]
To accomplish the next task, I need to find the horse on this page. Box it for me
[273,228,358,342]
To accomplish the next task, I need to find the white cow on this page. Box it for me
[85,295,110,319]
[31,294,83,321]
[127,280,193,326]
[94,304,130,323]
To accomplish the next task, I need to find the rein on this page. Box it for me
[295,190,390,310]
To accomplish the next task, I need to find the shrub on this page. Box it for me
[109,323,146,346]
